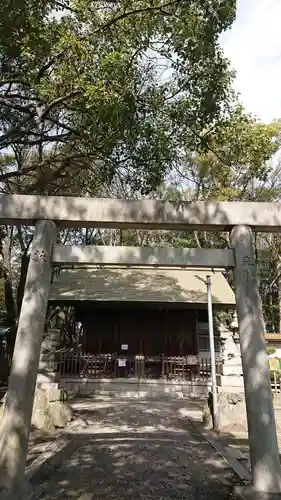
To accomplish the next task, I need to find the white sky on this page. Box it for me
[220,0,281,123]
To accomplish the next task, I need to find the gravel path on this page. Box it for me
[36,399,238,499]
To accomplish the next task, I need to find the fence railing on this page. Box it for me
[54,350,221,382]
[271,371,281,397]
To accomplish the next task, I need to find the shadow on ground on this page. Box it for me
[32,398,241,500]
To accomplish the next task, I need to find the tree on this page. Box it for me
[142,108,281,331]
[0,0,240,336]
[0,0,237,195]
[171,105,281,201]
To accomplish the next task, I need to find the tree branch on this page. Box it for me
[0,97,35,115]
[13,132,71,146]
[36,52,64,82]
[40,90,83,120]
[96,0,179,34]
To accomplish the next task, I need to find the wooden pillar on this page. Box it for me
[0,220,57,498]
[231,225,281,493]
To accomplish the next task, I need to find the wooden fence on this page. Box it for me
[54,350,221,382]
[271,371,281,397]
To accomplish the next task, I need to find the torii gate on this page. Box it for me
[0,194,281,498]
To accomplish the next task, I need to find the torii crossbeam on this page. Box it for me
[0,194,281,231]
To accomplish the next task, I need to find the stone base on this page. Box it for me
[218,392,247,430]
[234,484,281,500]
[37,382,59,391]
[217,374,244,388]
[36,373,57,384]
[218,386,245,394]
[0,387,72,429]
[35,384,61,402]
[220,365,243,376]
[202,392,248,431]
[217,374,245,394]
[32,388,72,430]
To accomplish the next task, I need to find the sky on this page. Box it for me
[220,0,281,123]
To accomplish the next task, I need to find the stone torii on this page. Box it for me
[0,194,280,499]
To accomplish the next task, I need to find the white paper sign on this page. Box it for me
[118,359,126,367]
[121,344,128,351]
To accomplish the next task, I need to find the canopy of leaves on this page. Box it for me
[170,106,281,201]
[0,0,236,195]
[163,110,281,331]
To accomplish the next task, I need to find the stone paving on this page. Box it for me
[34,398,239,500]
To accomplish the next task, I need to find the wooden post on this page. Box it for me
[0,220,57,498]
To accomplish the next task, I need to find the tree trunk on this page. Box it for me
[4,277,16,327]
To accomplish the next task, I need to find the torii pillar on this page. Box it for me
[231,225,281,494]
[0,220,57,499]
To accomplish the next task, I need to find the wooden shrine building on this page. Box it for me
[49,266,235,363]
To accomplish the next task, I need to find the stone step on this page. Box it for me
[82,389,201,400]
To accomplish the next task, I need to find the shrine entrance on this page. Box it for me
[0,195,281,495]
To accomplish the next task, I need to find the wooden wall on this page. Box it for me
[80,306,198,356]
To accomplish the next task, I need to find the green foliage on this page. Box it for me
[0,0,237,195]
[267,347,277,356]
[158,109,281,332]
[8,0,281,337]
[190,106,281,201]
